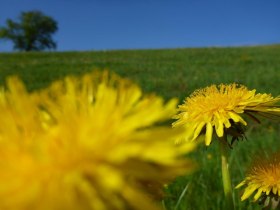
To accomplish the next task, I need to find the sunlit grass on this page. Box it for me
[0,45,280,210]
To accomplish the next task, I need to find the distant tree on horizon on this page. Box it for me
[0,11,58,51]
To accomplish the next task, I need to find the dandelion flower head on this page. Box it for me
[236,154,280,202]
[0,71,196,210]
[173,83,280,146]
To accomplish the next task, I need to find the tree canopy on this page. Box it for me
[0,11,58,51]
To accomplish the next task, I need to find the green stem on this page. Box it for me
[219,139,235,210]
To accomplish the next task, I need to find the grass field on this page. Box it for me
[0,45,280,210]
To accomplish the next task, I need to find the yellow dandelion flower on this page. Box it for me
[172,83,280,146]
[236,154,280,208]
[0,71,196,210]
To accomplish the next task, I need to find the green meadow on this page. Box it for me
[1,45,280,210]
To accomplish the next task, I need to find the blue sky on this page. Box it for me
[0,0,280,52]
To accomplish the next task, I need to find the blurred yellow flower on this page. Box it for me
[0,71,196,210]
[173,83,280,146]
[236,154,280,208]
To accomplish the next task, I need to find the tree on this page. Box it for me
[0,11,58,51]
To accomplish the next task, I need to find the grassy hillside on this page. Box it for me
[0,45,280,210]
